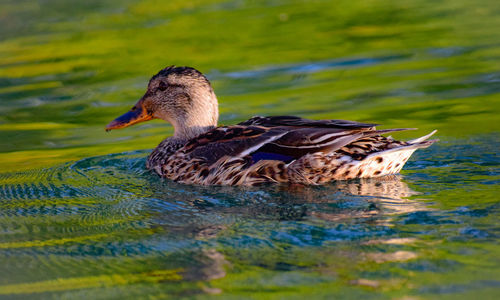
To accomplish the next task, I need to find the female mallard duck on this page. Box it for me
[106,66,437,186]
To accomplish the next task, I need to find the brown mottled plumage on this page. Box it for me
[106,66,437,186]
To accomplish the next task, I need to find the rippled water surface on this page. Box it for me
[1,0,499,298]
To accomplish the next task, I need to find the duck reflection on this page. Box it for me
[141,174,429,285]
[305,175,429,222]
[275,175,428,223]
[145,174,428,224]
[181,248,228,282]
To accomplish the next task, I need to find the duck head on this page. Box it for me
[106,66,219,140]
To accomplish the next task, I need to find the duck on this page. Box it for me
[106,66,437,186]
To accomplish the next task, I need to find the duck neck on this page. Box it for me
[172,92,219,140]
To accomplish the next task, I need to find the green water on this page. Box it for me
[1,0,499,298]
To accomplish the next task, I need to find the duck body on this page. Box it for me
[146,116,436,186]
[106,66,437,186]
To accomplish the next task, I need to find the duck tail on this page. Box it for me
[407,129,439,145]
[356,130,438,177]
[367,130,439,159]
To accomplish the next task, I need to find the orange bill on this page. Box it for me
[106,103,153,131]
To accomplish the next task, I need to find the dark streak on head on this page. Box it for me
[152,66,201,80]
[150,66,212,88]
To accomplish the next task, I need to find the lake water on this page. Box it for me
[1,0,499,298]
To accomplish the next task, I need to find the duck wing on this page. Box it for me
[180,123,412,166]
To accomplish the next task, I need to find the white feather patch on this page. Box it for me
[238,131,288,157]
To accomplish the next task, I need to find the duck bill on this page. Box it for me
[106,104,153,131]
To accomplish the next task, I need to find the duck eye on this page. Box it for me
[157,81,167,91]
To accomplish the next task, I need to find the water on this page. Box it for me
[1,0,499,298]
